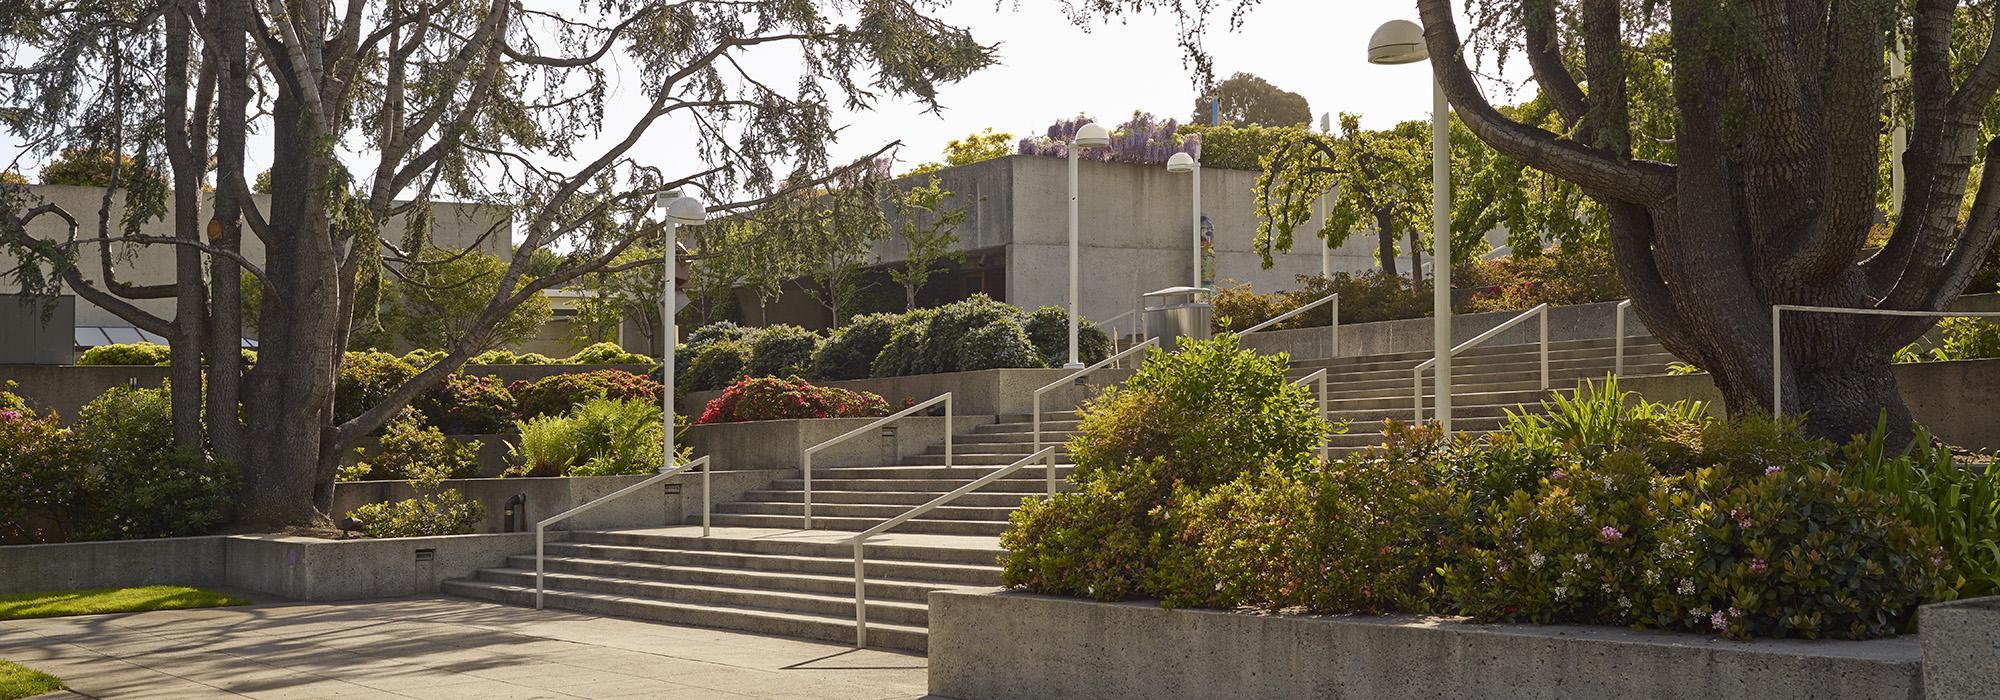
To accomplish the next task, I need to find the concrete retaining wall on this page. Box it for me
[1920,596,2000,698]
[328,470,787,534]
[682,367,1133,418]
[928,590,1933,700]
[0,532,534,601]
[683,415,993,471]
[0,536,228,595]
[1239,298,1650,360]
[1622,357,2000,450]
[0,363,652,419]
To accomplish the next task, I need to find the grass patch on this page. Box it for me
[0,586,249,621]
[0,660,62,699]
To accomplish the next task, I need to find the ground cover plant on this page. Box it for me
[0,586,248,621]
[0,661,60,700]
[1004,341,1985,641]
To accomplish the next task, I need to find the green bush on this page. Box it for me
[72,387,238,541]
[510,369,662,419]
[957,322,1047,371]
[414,374,517,434]
[508,398,677,477]
[347,489,483,538]
[745,324,823,378]
[1456,245,1625,314]
[342,410,481,482]
[77,342,173,366]
[470,349,560,365]
[1022,306,1110,367]
[687,320,754,348]
[1212,272,1432,333]
[679,339,752,392]
[402,348,446,368]
[918,295,1016,373]
[567,342,652,365]
[811,313,901,380]
[0,406,86,542]
[871,309,936,377]
[335,351,420,424]
[1843,420,2000,600]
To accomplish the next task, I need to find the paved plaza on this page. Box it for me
[0,597,929,699]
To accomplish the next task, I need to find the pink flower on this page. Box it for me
[1764,465,1782,476]
[1932,551,1946,568]
[1549,471,1565,481]
[1599,526,1624,542]
[0,410,18,421]
[1710,610,1730,631]
[1749,559,1766,573]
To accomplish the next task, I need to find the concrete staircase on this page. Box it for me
[447,334,1677,651]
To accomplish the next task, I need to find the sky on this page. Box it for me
[3,2,1531,200]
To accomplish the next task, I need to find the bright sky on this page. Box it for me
[5,2,1529,200]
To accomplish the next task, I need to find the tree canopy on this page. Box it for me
[1192,71,1311,127]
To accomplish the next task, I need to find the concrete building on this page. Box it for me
[738,154,1503,330]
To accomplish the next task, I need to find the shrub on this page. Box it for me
[1022,306,1110,367]
[1001,459,1168,601]
[1922,317,2000,362]
[72,386,238,541]
[686,320,754,348]
[414,374,517,434]
[0,381,29,415]
[871,309,936,377]
[402,348,446,368]
[1456,245,1625,314]
[958,322,1047,371]
[1843,421,2000,600]
[811,313,901,380]
[568,341,652,365]
[679,339,752,392]
[508,398,672,477]
[919,295,1017,373]
[510,369,662,419]
[470,349,561,365]
[343,410,481,482]
[746,324,823,378]
[695,376,890,424]
[0,409,85,542]
[347,490,483,538]
[335,351,420,424]
[78,342,173,366]
[1212,272,1432,334]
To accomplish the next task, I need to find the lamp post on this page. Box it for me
[657,193,705,472]
[1066,122,1110,368]
[1167,150,1202,288]
[1370,19,1455,434]
[1317,112,1335,280]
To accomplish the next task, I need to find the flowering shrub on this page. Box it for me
[1456,246,1624,313]
[695,376,890,424]
[812,313,900,380]
[0,407,85,542]
[1212,271,1432,333]
[1018,112,1194,165]
[415,374,518,434]
[510,369,662,419]
[745,325,823,378]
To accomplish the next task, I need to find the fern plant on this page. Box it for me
[1843,417,2000,600]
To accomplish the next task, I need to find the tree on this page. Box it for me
[568,248,663,352]
[36,147,168,188]
[0,172,23,186]
[368,248,555,352]
[1192,72,1310,127]
[909,127,1014,175]
[1093,0,2000,442]
[1,0,995,527]
[888,176,968,310]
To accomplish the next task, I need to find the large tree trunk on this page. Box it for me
[204,0,248,465]
[1406,225,1424,285]
[162,7,207,449]
[1374,208,1399,278]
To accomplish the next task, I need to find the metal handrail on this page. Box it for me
[802,392,953,529]
[1033,337,1159,453]
[1238,292,1339,359]
[848,447,1058,647]
[1770,305,2000,418]
[1613,299,1634,376]
[1095,309,1143,364]
[1412,302,1550,422]
[1292,368,1331,461]
[536,455,711,609]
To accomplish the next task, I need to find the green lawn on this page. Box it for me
[0,660,62,699]
[0,586,249,621]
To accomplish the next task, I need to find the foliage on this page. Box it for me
[342,410,481,482]
[957,322,1047,371]
[871,308,936,377]
[0,586,247,622]
[71,387,239,541]
[414,374,517,434]
[508,398,672,477]
[688,321,755,348]
[402,348,446,368]
[745,324,823,378]
[1843,420,2000,599]
[918,294,1019,373]
[1457,246,1625,313]
[0,407,85,542]
[346,490,483,538]
[565,248,664,352]
[36,147,166,188]
[363,248,554,353]
[469,349,559,365]
[1018,112,1196,165]
[679,338,753,392]
[567,342,652,365]
[335,352,421,424]
[1906,317,2000,363]
[509,369,662,420]
[811,312,901,380]
[1021,305,1111,367]
[77,342,174,366]
[694,376,890,424]
[908,127,1014,175]
[887,176,968,310]
[1191,72,1311,128]
[1176,122,1304,172]
[1211,272,1432,333]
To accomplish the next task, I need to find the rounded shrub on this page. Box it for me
[78,342,173,366]
[694,376,891,424]
[1023,306,1110,367]
[335,351,420,424]
[415,374,517,434]
[679,338,752,392]
[871,308,936,377]
[957,322,1046,371]
[568,341,652,365]
[918,294,1017,373]
[402,348,447,369]
[687,320,754,348]
[73,386,239,541]
[510,369,663,419]
[812,313,901,380]
[745,324,823,379]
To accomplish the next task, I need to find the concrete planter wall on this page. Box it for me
[681,367,1134,418]
[928,590,1963,700]
[0,363,652,419]
[328,470,787,534]
[1622,357,2000,451]
[683,415,993,471]
[0,536,229,595]
[1239,298,1651,361]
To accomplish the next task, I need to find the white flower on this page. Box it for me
[1644,570,1661,585]
[1528,552,1546,569]
[1678,579,1695,595]
[1553,586,1569,601]
[1617,595,1632,608]
[1572,505,1587,516]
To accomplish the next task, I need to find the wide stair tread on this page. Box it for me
[443,578,933,651]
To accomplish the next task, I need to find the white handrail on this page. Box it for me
[1033,338,1159,453]
[1770,305,2000,418]
[1412,303,1550,422]
[802,392,953,529]
[1292,368,1330,461]
[536,455,711,609]
[1095,309,1142,363]
[1613,299,1634,376]
[848,447,1058,647]
[1238,293,1340,358]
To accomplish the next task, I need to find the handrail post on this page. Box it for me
[1046,442,1058,497]
[1539,305,1550,390]
[1613,300,1630,376]
[534,524,545,609]
[1412,367,1424,422]
[944,395,953,469]
[804,451,814,530]
[1771,305,1783,420]
[702,460,711,537]
[1330,293,1340,358]
[853,539,868,648]
[1032,394,1042,455]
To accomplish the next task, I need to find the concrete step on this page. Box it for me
[539,541,1001,585]
[1295,344,1671,375]
[771,477,1064,494]
[741,489,1057,509]
[508,556,978,608]
[976,419,1081,434]
[812,465,1072,479]
[716,501,1019,523]
[1292,336,1664,367]
[709,513,1009,537]
[565,529,1002,567]
[1301,356,1676,393]
[442,579,930,652]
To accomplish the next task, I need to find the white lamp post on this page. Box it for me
[1066,122,1110,368]
[657,193,705,472]
[1370,19,1456,434]
[1166,150,1202,288]
[1319,112,1336,280]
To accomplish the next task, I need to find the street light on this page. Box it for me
[656,192,705,473]
[1066,122,1110,368]
[1369,19,1456,434]
[1167,150,1201,288]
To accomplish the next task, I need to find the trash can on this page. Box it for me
[1142,286,1213,352]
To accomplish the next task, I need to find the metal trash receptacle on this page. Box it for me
[1142,286,1213,352]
